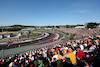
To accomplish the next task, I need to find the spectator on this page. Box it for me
[68,48,77,66]
[0,34,100,67]
[77,46,85,60]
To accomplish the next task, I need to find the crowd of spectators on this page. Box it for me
[57,28,100,39]
[0,32,100,67]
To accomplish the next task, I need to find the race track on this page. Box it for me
[0,32,55,50]
[0,32,63,57]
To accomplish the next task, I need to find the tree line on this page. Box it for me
[0,22,99,32]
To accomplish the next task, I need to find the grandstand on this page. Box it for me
[0,30,100,67]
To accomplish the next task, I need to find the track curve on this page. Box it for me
[0,32,63,57]
[0,32,55,50]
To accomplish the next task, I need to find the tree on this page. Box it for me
[56,26,60,28]
[66,25,70,28]
[77,24,80,26]
[86,22,99,28]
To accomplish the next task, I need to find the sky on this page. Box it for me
[0,0,100,26]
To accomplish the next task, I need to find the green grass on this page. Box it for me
[55,30,76,40]
[69,34,76,40]
[32,33,42,37]
[33,29,39,31]
[65,33,69,38]
[13,34,17,36]
[20,33,42,39]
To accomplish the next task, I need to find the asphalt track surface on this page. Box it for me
[0,40,63,57]
[0,32,63,57]
[0,33,55,50]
